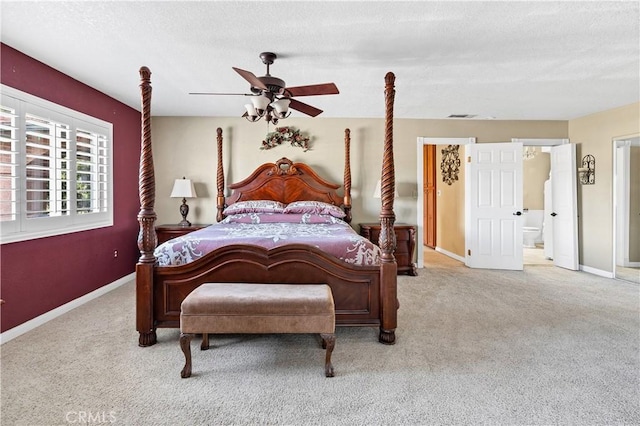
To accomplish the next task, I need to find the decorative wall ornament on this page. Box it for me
[523,146,537,160]
[579,154,595,184]
[441,145,461,185]
[261,126,311,151]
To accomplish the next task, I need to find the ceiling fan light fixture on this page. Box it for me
[272,98,291,119]
[250,95,270,116]
[195,51,338,125]
[244,104,259,121]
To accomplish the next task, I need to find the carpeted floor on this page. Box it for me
[2,250,639,425]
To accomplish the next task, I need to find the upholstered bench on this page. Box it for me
[179,283,336,378]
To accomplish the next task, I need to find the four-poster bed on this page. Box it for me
[135,67,399,347]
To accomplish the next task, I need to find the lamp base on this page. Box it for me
[179,198,191,227]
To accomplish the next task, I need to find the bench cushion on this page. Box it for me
[180,283,335,335]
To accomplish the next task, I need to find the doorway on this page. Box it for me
[613,136,640,284]
[415,137,475,269]
[521,144,552,266]
[416,137,576,271]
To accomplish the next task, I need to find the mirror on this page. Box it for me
[613,136,640,284]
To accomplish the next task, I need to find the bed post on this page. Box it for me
[378,72,398,345]
[215,127,225,222]
[343,128,352,223]
[136,66,158,347]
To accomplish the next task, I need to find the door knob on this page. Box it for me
[513,211,522,216]
[551,212,557,217]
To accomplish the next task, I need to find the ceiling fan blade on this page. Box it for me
[289,98,323,117]
[285,83,339,97]
[189,92,254,96]
[232,67,268,91]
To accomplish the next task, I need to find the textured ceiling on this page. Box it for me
[1,1,639,120]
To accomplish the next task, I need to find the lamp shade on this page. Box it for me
[251,95,270,114]
[170,178,197,198]
[244,103,258,117]
[272,98,291,115]
[373,179,399,198]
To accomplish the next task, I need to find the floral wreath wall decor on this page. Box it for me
[261,126,311,151]
[441,144,461,185]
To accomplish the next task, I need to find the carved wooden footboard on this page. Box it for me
[135,67,398,347]
[152,245,381,328]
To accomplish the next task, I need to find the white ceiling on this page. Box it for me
[2,1,638,120]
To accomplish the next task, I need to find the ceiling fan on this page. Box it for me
[189,52,339,124]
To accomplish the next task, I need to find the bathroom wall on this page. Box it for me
[523,147,550,244]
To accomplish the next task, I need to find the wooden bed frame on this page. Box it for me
[135,67,398,346]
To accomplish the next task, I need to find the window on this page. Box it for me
[0,85,113,243]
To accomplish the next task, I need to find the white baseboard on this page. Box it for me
[579,264,614,279]
[0,272,135,345]
[622,261,640,268]
[435,246,466,263]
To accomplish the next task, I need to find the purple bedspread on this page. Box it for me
[154,213,381,267]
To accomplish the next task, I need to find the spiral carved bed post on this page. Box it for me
[215,128,225,222]
[136,66,158,347]
[343,128,352,223]
[378,72,398,345]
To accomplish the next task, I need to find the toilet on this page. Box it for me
[523,226,540,248]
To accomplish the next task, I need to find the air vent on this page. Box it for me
[447,114,477,119]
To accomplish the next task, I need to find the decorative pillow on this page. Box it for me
[223,213,341,225]
[223,200,285,215]
[283,200,346,218]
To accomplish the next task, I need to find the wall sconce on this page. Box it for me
[578,154,595,185]
[170,177,198,226]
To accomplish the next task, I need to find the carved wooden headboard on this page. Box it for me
[226,157,343,205]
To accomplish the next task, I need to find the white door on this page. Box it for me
[550,144,579,270]
[466,143,523,270]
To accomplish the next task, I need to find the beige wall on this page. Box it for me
[152,116,396,226]
[435,145,465,256]
[568,102,640,272]
[523,147,550,211]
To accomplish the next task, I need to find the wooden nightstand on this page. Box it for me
[359,222,418,276]
[155,224,210,245]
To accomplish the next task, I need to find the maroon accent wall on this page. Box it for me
[0,44,141,332]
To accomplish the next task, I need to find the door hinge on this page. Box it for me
[468,249,471,256]
[467,156,471,163]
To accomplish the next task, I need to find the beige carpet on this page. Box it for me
[2,251,639,425]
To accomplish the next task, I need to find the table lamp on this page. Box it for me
[170,177,197,226]
[373,179,399,198]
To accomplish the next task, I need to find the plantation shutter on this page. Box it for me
[0,104,19,225]
[25,113,71,218]
[76,128,108,214]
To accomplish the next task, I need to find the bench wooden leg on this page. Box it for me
[320,333,336,377]
[180,333,194,378]
[201,333,209,350]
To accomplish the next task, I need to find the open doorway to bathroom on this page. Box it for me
[522,145,553,266]
[418,137,572,270]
